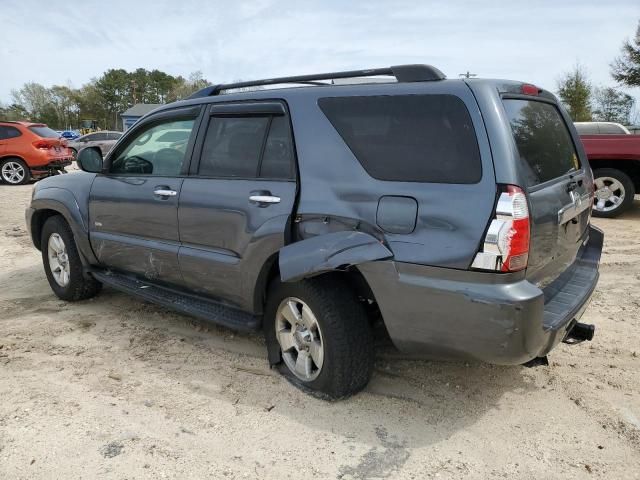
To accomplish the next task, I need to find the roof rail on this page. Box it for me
[187,64,446,99]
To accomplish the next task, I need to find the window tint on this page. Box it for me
[110,119,195,176]
[91,133,108,141]
[503,99,580,186]
[574,123,599,135]
[199,117,270,177]
[599,123,627,134]
[318,95,482,183]
[28,125,59,138]
[260,116,294,179]
[108,132,122,140]
[0,126,22,140]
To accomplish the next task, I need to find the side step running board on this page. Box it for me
[91,271,261,332]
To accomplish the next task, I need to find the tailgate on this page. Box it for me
[502,98,594,287]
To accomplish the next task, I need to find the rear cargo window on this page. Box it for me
[503,99,580,186]
[318,95,482,183]
[28,125,59,138]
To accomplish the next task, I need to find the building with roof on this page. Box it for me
[120,104,162,131]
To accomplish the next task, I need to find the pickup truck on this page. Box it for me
[580,133,640,218]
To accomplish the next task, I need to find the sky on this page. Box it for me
[1,0,639,105]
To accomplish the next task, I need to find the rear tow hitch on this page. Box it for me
[563,322,596,345]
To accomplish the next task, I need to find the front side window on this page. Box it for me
[319,94,482,183]
[503,99,579,186]
[110,119,195,176]
[199,114,294,179]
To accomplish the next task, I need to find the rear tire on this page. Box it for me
[592,168,635,218]
[0,158,30,185]
[41,215,102,301]
[264,275,374,399]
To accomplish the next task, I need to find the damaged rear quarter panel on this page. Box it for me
[279,230,393,282]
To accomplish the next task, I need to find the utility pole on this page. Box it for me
[459,71,478,78]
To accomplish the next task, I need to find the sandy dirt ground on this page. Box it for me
[1,178,639,480]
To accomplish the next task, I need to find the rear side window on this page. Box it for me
[0,126,21,140]
[503,99,580,186]
[318,94,482,183]
[199,115,294,179]
[28,125,59,138]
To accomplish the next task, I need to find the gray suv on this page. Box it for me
[25,65,602,398]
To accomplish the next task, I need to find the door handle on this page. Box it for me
[249,195,281,204]
[154,188,177,197]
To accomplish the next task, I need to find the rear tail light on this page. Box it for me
[471,185,530,272]
[32,139,57,150]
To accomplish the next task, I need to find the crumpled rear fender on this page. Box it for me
[279,231,393,282]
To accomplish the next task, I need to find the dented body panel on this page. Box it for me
[279,231,393,282]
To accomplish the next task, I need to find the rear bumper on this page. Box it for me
[31,158,72,175]
[358,225,603,365]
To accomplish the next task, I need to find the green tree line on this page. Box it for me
[0,69,210,131]
[557,20,640,124]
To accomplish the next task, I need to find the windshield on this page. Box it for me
[503,99,580,186]
[28,125,60,138]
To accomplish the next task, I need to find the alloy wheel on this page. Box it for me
[275,297,325,382]
[47,233,71,287]
[1,161,26,184]
[593,176,625,213]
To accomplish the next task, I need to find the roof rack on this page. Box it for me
[187,64,446,99]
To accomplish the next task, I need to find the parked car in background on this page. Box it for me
[574,122,631,135]
[26,65,601,399]
[0,121,72,184]
[60,130,80,140]
[67,131,122,158]
[576,124,640,217]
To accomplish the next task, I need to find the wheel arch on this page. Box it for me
[30,208,63,250]
[590,159,640,192]
[0,154,28,163]
[30,193,98,265]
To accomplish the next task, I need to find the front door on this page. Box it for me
[178,102,297,311]
[89,108,200,285]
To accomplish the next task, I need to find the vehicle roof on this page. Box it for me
[0,120,46,127]
[151,77,556,115]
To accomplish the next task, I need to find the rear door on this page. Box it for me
[502,97,593,286]
[89,106,201,284]
[177,101,297,311]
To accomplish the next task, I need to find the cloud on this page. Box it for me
[1,0,639,105]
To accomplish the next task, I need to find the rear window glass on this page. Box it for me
[574,123,599,135]
[503,99,580,186]
[318,94,482,183]
[28,126,59,138]
[599,123,627,134]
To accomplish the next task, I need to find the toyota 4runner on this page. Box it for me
[26,65,602,398]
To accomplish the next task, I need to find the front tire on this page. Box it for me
[0,158,30,185]
[264,275,374,399]
[41,215,102,301]
[592,168,635,218]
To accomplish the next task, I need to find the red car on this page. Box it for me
[0,121,73,185]
[577,128,640,218]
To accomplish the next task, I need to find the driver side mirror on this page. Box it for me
[77,147,104,173]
